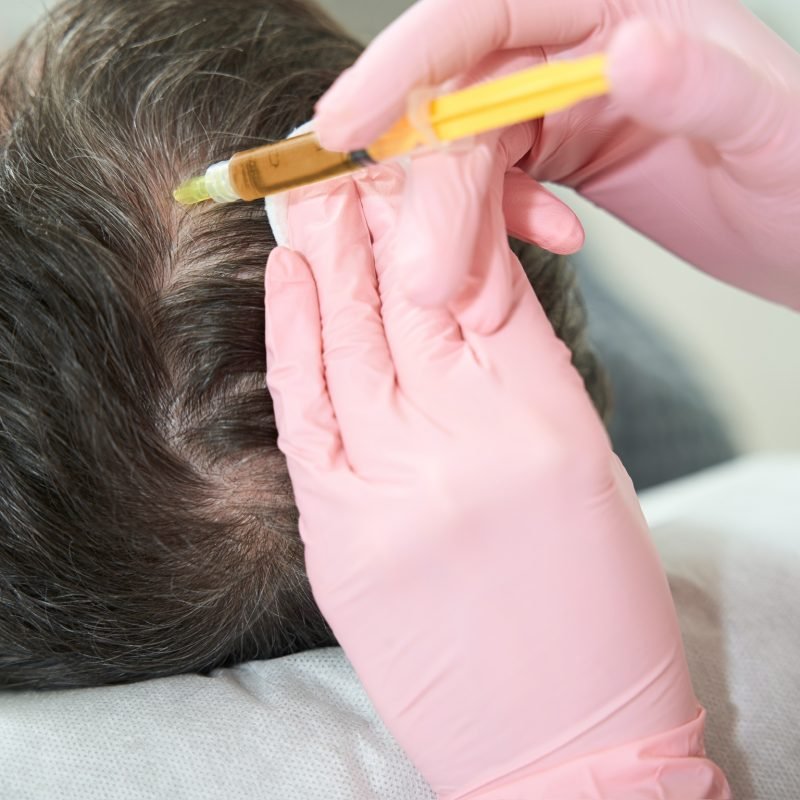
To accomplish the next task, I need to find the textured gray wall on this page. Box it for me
[318,0,411,42]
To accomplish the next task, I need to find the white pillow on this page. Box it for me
[646,453,800,799]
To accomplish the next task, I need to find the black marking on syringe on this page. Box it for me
[349,149,376,167]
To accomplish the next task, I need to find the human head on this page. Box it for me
[0,0,608,689]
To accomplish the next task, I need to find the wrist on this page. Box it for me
[441,707,730,800]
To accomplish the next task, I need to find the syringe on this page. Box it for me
[173,54,609,206]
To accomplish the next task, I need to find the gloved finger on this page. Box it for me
[284,181,401,469]
[439,157,606,439]
[352,165,466,393]
[264,246,343,473]
[479,256,610,454]
[394,120,540,324]
[396,140,515,334]
[314,0,603,151]
[608,20,800,185]
[503,169,585,255]
[446,179,515,334]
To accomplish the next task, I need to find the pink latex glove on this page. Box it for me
[314,0,800,316]
[264,159,730,798]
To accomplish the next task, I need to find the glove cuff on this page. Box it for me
[444,706,730,800]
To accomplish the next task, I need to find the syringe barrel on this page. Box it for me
[228,132,362,200]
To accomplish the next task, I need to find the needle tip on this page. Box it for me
[173,176,212,205]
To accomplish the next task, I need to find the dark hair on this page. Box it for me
[0,0,608,690]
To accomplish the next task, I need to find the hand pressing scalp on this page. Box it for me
[264,161,730,799]
[315,0,800,320]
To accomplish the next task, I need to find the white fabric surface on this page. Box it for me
[645,453,800,799]
[0,649,434,800]
[1,453,798,799]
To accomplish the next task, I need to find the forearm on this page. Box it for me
[577,135,800,312]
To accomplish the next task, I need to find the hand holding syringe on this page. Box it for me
[173,54,608,205]
[311,0,800,314]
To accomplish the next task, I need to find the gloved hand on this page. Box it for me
[314,0,800,315]
[264,159,730,798]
